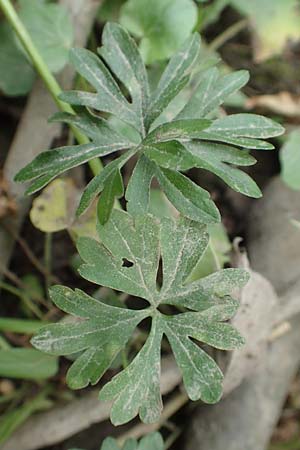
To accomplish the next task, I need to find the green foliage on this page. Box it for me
[12,17,285,431]
[0,22,35,96]
[189,223,231,280]
[15,22,284,225]
[0,0,73,95]
[120,0,198,63]
[0,318,46,334]
[69,432,164,450]
[146,193,231,278]
[18,0,73,72]
[0,348,58,380]
[98,0,125,22]
[32,210,249,425]
[104,432,164,450]
[280,130,300,191]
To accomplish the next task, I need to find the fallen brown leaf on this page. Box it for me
[0,170,17,219]
[246,91,300,117]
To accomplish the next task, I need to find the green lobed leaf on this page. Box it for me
[177,68,250,119]
[15,142,127,183]
[78,150,135,216]
[145,140,261,198]
[100,22,150,133]
[195,131,276,150]
[144,141,195,171]
[100,317,163,424]
[15,23,284,221]
[15,112,133,190]
[50,112,136,146]
[144,118,212,144]
[79,212,160,301]
[32,286,148,388]
[145,33,201,129]
[126,155,155,216]
[60,48,140,131]
[97,169,124,225]
[206,113,285,139]
[32,210,249,424]
[155,166,221,223]
[164,316,224,402]
[184,142,262,197]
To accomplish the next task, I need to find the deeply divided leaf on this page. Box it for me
[32,210,249,425]
[15,23,284,224]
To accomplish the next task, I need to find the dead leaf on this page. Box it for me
[223,270,279,395]
[231,0,300,62]
[30,178,97,239]
[0,171,17,219]
[246,92,300,117]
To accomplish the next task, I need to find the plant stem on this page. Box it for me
[0,281,43,319]
[3,269,49,307]
[0,222,61,284]
[0,318,46,334]
[44,233,52,299]
[0,335,11,350]
[0,0,102,177]
[208,18,248,52]
[165,427,181,450]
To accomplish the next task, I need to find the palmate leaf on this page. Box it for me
[32,210,249,425]
[15,22,284,223]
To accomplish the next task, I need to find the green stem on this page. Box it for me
[0,0,101,177]
[0,335,11,350]
[165,427,181,450]
[44,233,52,299]
[0,318,46,334]
[0,281,43,319]
[208,18,248,52]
